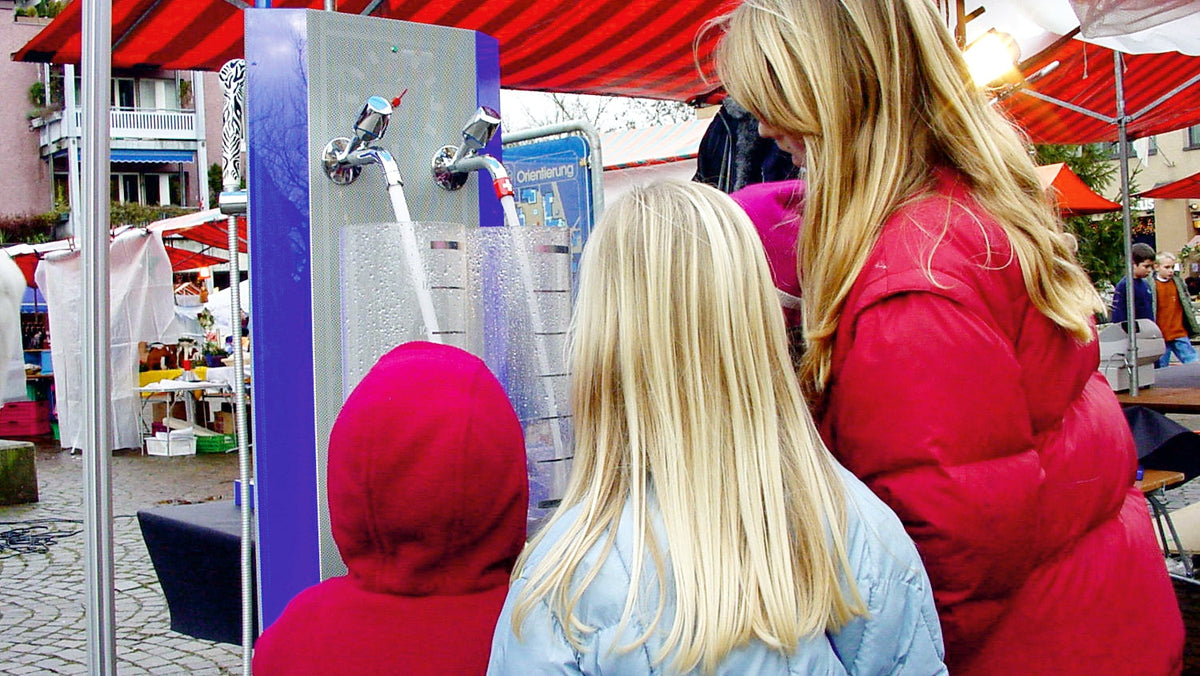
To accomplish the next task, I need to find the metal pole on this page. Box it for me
[1116,52,1139,395]
[81,0,115,669]
[218,57,253,676]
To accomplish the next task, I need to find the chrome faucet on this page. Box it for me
[322,96,403,187]
[431,106,503,191]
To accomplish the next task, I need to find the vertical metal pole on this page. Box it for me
[64,63,81,237]
[194,72,210,210]
[219,57,253,676]
[81,0,115,670]
[1116,52,1139,395]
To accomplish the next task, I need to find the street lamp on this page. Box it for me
[963,28,1021,88]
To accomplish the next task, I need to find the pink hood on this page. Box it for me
[730,179,805,328]
[327,341,528,596]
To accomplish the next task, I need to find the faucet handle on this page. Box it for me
[461,106,501,152]
[353,95,393,146]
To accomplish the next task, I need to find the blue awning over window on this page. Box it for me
[53,148,195,164]
[112,149,194,163]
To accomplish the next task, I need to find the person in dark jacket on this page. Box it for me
[693,96,800,193]
[1110,242,1157,325]
[252,342,528,676]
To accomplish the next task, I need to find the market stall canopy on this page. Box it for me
[1138,172,1200,200]
[14,0,1200,107]
[151,209,248,254]
[11,0,731,102]
[601,118,710,170]
[1035,162,1120,216]
[997,38,1200,144]
[164,245,227,271]
[3,226,230,287]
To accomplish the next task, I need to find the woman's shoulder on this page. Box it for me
[851,173,1017,313]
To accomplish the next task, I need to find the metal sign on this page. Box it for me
[505,135,595,281]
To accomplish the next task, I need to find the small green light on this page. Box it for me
[391,46,398,53]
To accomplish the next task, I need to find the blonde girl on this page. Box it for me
[487,180,943,675]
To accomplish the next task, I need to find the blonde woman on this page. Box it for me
[715,0,1183,674]
[487,181,944,675]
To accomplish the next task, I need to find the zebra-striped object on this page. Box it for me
[218,59,247,192]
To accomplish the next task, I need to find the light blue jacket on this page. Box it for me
[488,467,946,675]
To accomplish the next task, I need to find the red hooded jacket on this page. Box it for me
[736,172,1183,675]
[252,342,528,675]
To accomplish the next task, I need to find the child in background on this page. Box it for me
[1151,251,1200,367]
[1110,242,1157,326]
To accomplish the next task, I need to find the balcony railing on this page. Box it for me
[36,107,199,147]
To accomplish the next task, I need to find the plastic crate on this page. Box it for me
[145,436,196,456]
[196,434,236,454]
[0,401,50,437]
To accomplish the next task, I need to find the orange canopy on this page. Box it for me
[1035,163,1120,217]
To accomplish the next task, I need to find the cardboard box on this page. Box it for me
[213,411,235,435]
[150,401,188,424]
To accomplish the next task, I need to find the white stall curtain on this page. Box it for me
[0,253,28,404]
[35,230,177,451]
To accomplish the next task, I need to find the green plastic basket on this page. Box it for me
[195,434,236,454]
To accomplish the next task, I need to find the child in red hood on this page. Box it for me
[253,341,528,675]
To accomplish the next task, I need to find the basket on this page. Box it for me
[195,434,236,454]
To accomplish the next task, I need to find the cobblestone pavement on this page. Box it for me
[0,435,242,675]
[4,408,1200,674]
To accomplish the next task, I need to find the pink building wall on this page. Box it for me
[0,7,53,218]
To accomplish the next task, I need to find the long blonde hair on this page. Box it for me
[511,181,864,674]
[714,0,1102,399]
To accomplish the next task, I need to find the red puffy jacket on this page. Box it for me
[818,170,1182,675]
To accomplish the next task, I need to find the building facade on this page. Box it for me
[1108,127,1200,259]
[1,0,225,233]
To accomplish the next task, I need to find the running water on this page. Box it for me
[498,193,566,461]
[386,183,442,344]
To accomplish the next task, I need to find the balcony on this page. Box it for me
[34,107,199,150]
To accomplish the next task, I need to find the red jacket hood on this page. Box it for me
[327,341,527,597]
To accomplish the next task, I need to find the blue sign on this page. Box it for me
[505,135,595,281]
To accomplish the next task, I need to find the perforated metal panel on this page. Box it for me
[306,12,494,579]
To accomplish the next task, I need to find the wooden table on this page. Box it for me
[1137,469,1192,577]
[1116,388,1200,414]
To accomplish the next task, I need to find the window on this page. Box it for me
[53,173,69,207]
[112,172,142,203]
[1187,126,1200,150]
[143,174,161,206]
[168,174,186,205]
[113,78,136,109]
[1103,137,1158,158]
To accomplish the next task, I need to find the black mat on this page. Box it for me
[137,501,256,645]
[1125,406,1200,484]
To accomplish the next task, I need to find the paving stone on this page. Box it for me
[0,437,243,674]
